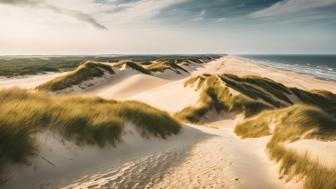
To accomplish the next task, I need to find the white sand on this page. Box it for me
[286,139,336,167]
[0,72,63,89]
[3,56,336,189]
[220,56,336,93]
[2,125,206,189]
[86,72,170,100]
[130,78,200,113]
[152,123,301,189]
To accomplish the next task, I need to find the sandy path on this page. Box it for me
[61,121,300,189]
[151,123,300,189]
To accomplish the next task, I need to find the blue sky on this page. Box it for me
[0,0,335,54]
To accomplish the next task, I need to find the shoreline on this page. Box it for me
[236,55,336,83]
[223,55,336,93]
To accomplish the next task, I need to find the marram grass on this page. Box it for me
[235,105,336,189]
[175,74,270,123]
[178,73,336,188]
[37,61,114,91]
[0,88,180,170]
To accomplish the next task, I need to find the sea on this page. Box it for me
[238,55,336,82]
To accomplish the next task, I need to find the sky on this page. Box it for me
[0,0,336,55]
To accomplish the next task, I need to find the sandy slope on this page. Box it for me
[86,72,170,100]
[3,125,206,189]
[3,56,336,189]
[58,121,300,189]
[152,123,301,189]
[0,72,63,89]
[287,139,336,167]
[130,78,200,113]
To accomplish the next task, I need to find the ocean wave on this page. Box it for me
[239,55,336,82]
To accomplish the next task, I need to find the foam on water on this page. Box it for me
[238,55,336,82]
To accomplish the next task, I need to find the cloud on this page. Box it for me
[190,9,205,22]
[251,0,336,18]
[99,0,189,24]
[155,0,281,23]
[215,17,226,23]
[0,0,106,29]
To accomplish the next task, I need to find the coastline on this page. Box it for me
[224,55,336,93]
[236,55,336,82]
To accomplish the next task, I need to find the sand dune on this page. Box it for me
[2,56,336,189]
[287,139,336,167]
[86,72,170,100]
[152,124,301,189]
[130,78,200,113]
[0,72,63,89]
[3,125,206,189]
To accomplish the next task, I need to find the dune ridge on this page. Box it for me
[1,55,336,189]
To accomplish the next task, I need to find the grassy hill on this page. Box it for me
[0,88,181,180]
[177,73,336,188]
[36,56,220,92]
[37,61,114,91]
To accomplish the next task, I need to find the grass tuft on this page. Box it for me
[176,74,271,123]
[36,61,114,91]
[114,60,151,75]
[0,88,180,172]
[235,104,336,188]
[145,59,189,74]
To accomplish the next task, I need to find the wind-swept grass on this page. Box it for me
[291,88,336,116]
[220,74,287,107]
[0,88,180,173]
[235,105,336,188]
[145,59,189,74]
[175,74,270,123]
[37,61,114,91]
[223,74,292,104]
[114,60,151,75]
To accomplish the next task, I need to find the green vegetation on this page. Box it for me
[179,73,336,188]
[145,59,189,74]
[223,74,292,104]
[235,105,336,189]
[0,88,180,171]
[220,74,288,107]
[175,74,272,123]
[291,88,336,116]
[37,61,114,91]
[235,105,336,140]
[0,55,220,77]
[32,56,220,92]
[114,60,151,75]
[177,73,336,123]
[0,56,84,76]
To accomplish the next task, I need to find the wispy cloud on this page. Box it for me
[104,0,189,23]
[0,0,106,29]
[215,17,226,23]
[251,0,336,18]
[190,10,206,22]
